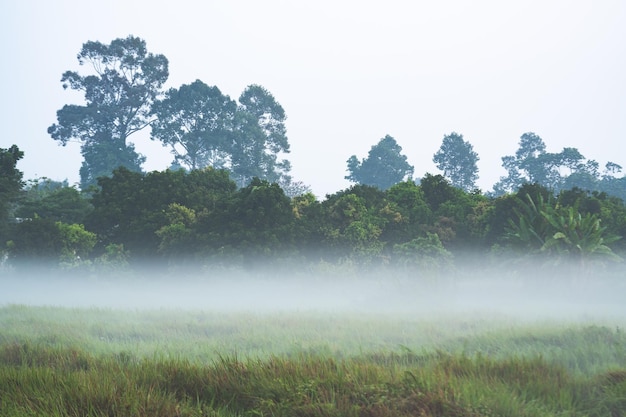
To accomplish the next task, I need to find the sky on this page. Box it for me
[1,0,625,197]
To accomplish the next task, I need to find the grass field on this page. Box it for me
[1,273,625,416]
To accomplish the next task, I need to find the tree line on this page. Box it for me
[1,147,624,274]
[45,35,625,201]
[1,34,625,275]
[348,131,625,201]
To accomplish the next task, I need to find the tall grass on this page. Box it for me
[1,305,625,416]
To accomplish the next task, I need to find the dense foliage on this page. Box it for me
[0,145,24,243]
[11,34,626,272]
[2,161,623,273]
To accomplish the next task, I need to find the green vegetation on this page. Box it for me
[0,145,24,244]
[3,165,625,271]
[48,36,169,189]
[346,135,414,190]
[4,34,626,270]
[433,132,480,192]
[1,305,625,416]
[48,36,296,192]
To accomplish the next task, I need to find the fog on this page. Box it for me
[1,261,624,322]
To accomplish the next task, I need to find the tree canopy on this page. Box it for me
[346,135,414,190]
[432,132,479,192]
[2,155,624,273]
[229,85,292,188]
[48,35,169,189]
[0,145,24,237]
[151,80,237,170]
[492,132,621,197]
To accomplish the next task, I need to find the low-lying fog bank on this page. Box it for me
[1,264,624,320]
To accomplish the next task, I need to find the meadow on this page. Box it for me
[1,272,625,416]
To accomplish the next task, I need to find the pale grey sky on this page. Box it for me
[2,0,625,196]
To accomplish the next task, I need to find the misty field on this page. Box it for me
[1,284,626,417]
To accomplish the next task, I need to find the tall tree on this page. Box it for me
[345,135,414,190]
[598,162,626,202]
[48,35,169,189]
[229,85,292,187]
[0,145,24,234]
[151,80,237,170]
[493,132,546,195]
[492,132,604,195]
[432,132,480,192]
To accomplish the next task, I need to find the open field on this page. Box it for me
[1,272,625,416]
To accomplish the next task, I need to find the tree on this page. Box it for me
[541,206,621,267]
[419,173,459,211]
[381,180,432,245]
[276,177,312,198]
[320,186,389,264]
[560,157,599,192]
[155,203,199,261]
[6,217,63,266]
[48,35,169,189]
[494,132,550,194]
[432,132,479,192]
[16,181,92,224]
[86,166,236,260]
[492,132,606,195]
[219,178,296,260]
[505,192,621,270]
[392,232,453,273]
[56,222,97,265]
[6,218,96,268]
[345,135,414,190]
[151,80,237,170]
[505,192,555,253]
[0,145,24,225]
[229,85,292,187]
[419,173,483,248]
[321,192,384,263]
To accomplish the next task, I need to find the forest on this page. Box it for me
[2,152,625,276]
[1,35,625,275]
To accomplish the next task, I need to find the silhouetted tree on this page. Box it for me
[151,80,237,170]
[48,35,169,189]
[433,132,479,192]
[346,135,414,190]
[0,145,24,224]
[492,132,617,196]
[230,85,292,187]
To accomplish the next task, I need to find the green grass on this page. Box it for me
[1,305,625,416]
